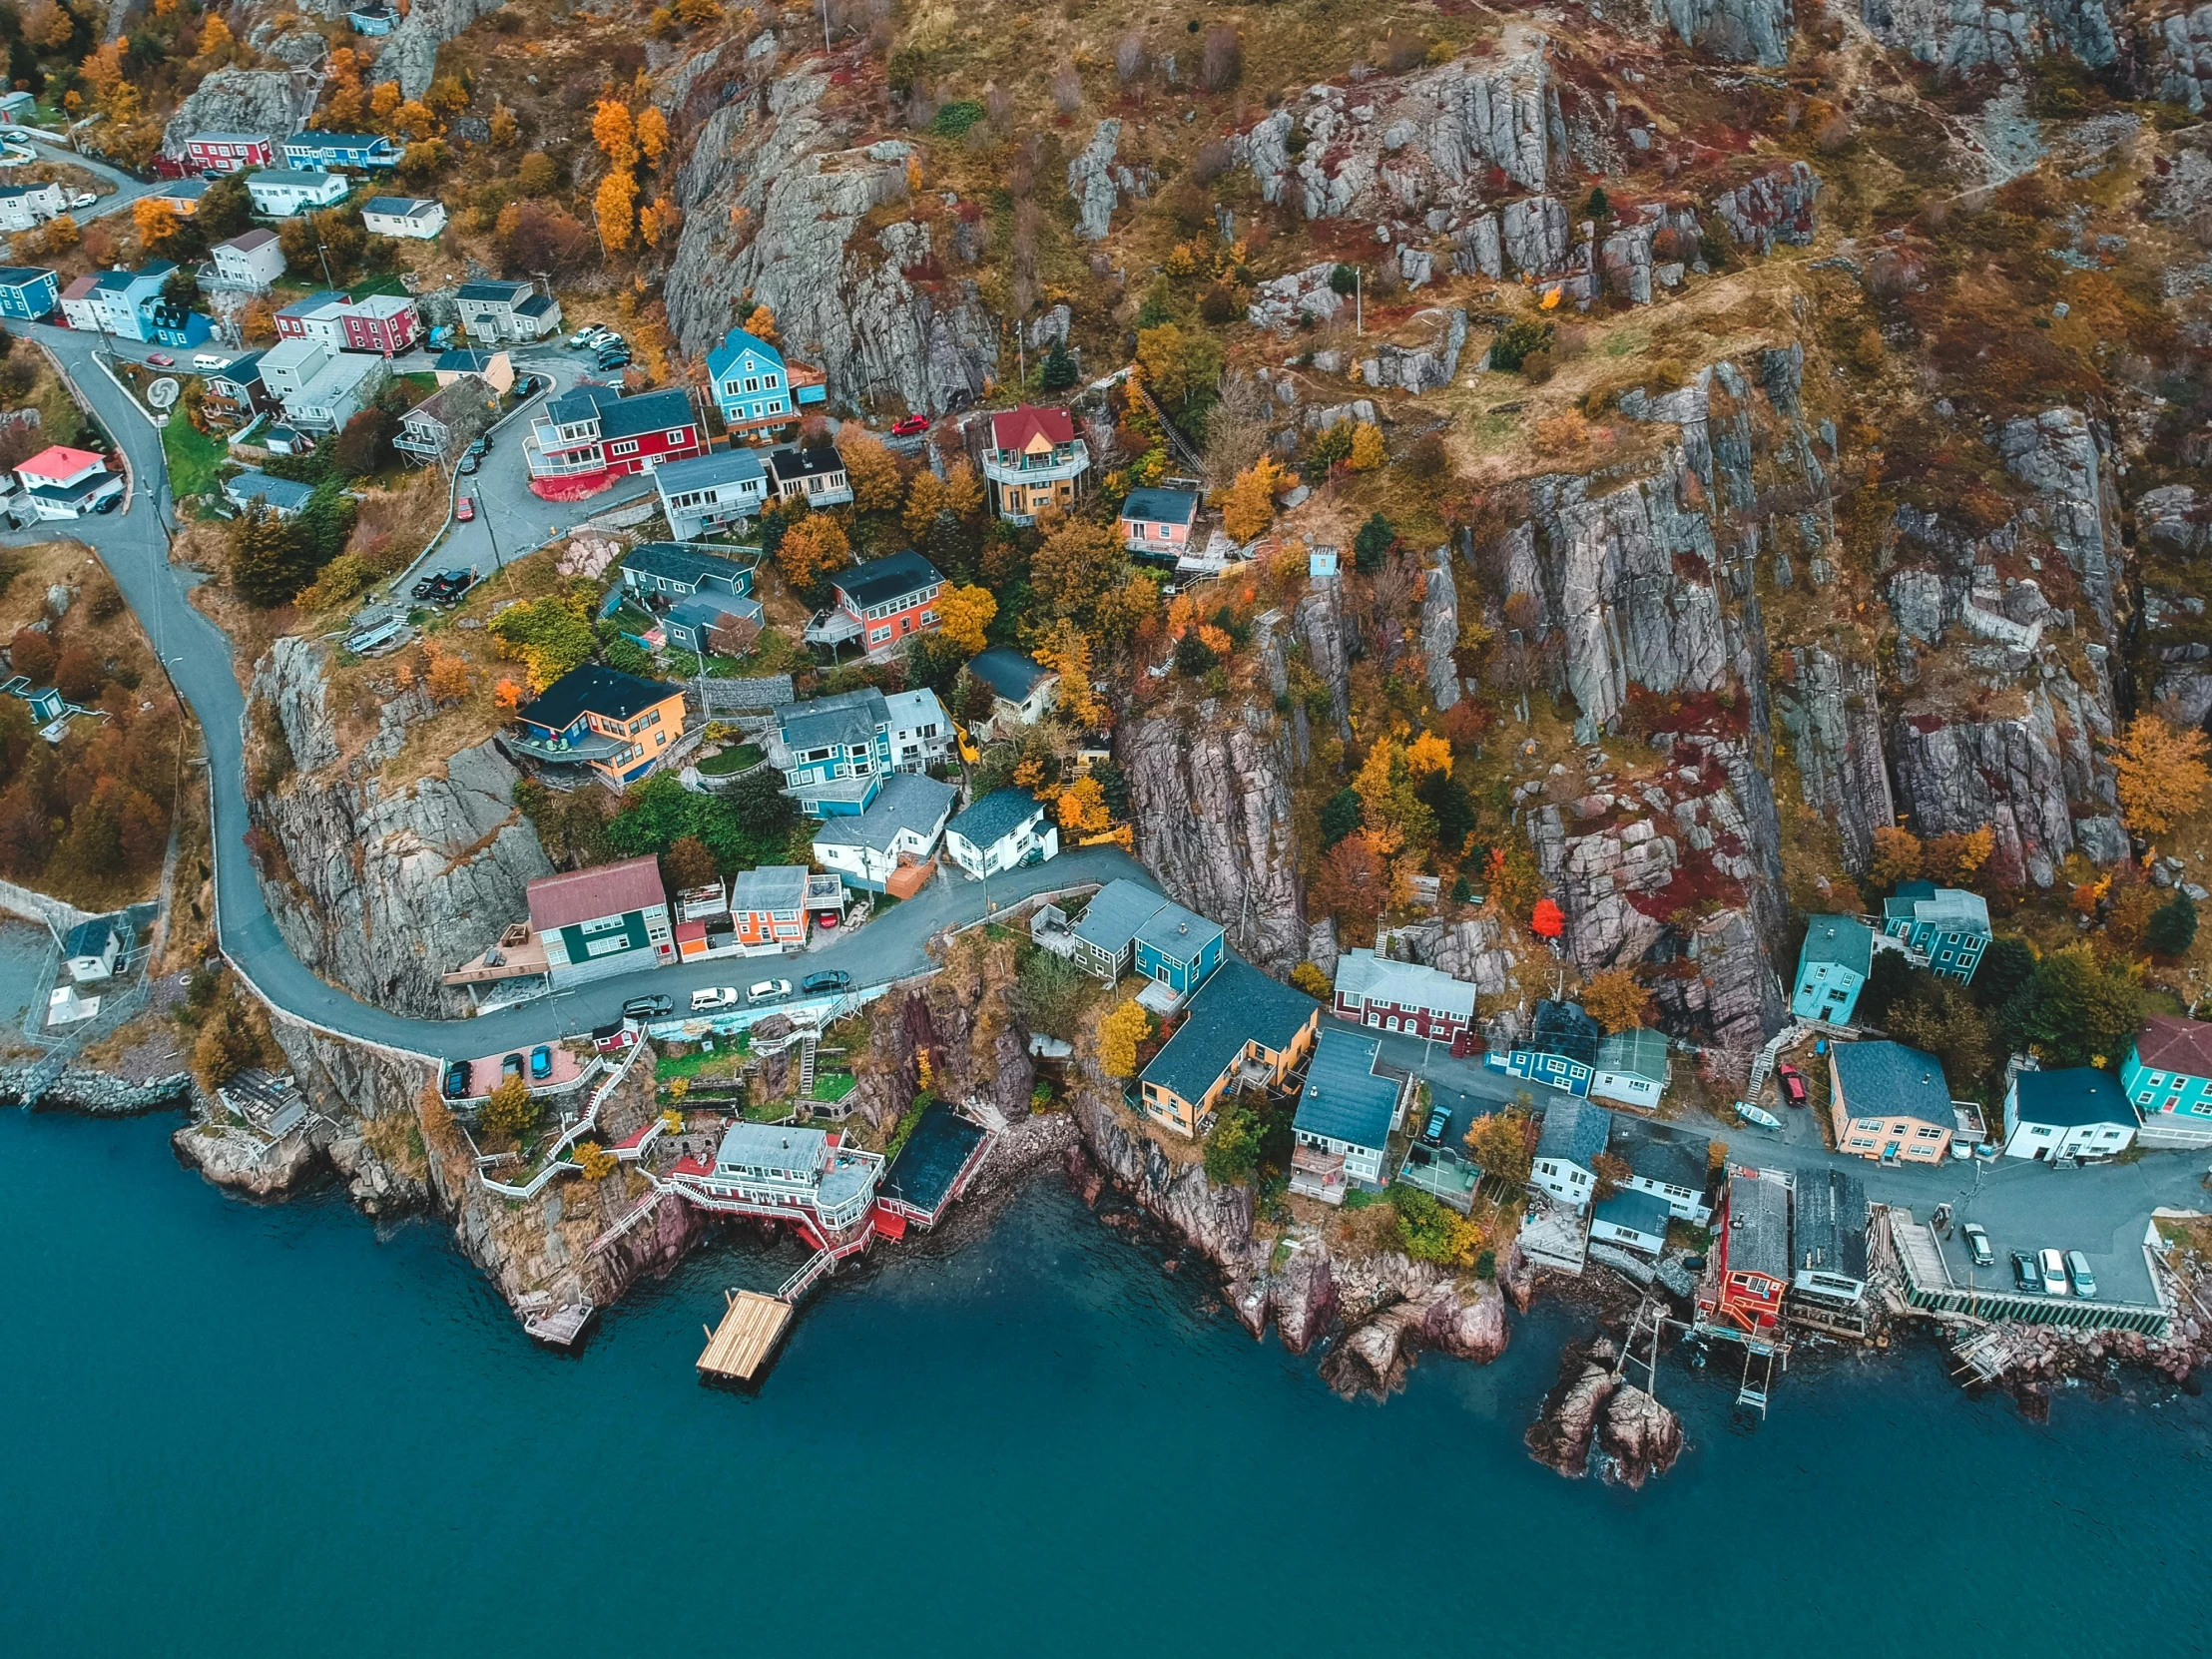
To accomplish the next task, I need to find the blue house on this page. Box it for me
[618,542,754,603]
[1792,914,1873,1023]
[0,266,58,321]
[2122,1015,2212,1149]
[1485,999,1601,1097]
[769,686,950,818]
[1132,901,1225,999]
[706,326,827,438]
[141,297,212,348]
[1882,880,1990,983]
[278,132,399,173]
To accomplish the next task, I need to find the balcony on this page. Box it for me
[803,607,863,646]
[524,438,608,478]
[979,439,1089,485]
[1289,1143,1348,1205]
[506,726,627,766]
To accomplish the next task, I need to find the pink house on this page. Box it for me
[1119,485,1200,554]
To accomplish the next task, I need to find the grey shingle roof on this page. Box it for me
[1724,1170,1790,1280]
[835,550,941,611]
[1139,956,1318,1107]
[622,542,752,589]
[809,772,955,854]
[945,787,1043,851]
[1293,1026,1399,1151]
[1133,901,1223,965]
[1119,485,1199,527]
[1793,1168,1868,1281]
[727,864,809,913]
[1070,878,1166,957]
[1610,1118,1710,1193]
[1832,1040,1953,1128]
[1534,1095,1610,1169]
[776,687,888,753]
[966,646,1050,703]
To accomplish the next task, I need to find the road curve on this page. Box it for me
[8,323,1153,1058]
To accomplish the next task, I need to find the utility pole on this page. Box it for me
[315,240,336,294]
[1356,268,1363,336]
[820,0,831,51]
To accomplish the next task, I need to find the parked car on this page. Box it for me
[1776,1064,1808,1107]
[92,491,119,514]
[528,1044,552,1081]
[442,1060,470,1099]
[192,353,228,371]
[425,570,473,606]
[2011,1251,2042,1293]
[565,327,602,348]
[800,969,852,994]
[2066,1250,2097,1298]
[68,191,97,209]
[890,414,928,436]
[146,350,175,366]
[1963,1223,1994,1269]
[2038,1247,2070,1296]
[691,986,739,1011]
[621,993,674,1020]
[455,495,475,522]
[746,978,793,1004]
[410,573,439,600]
[1420,1103,1451,1146]
[457,453,479,475]
[500,1052,524,1083]
[466,436,489,458]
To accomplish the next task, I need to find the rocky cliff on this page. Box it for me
[247,638,553,1017]
[659,47,996,414]
[1120,700,1307,973]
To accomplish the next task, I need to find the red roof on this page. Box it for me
[675,919,706,942]
[17,445,104,481]
[670,1154,714,1178]
[2135,1015,2212,1077]
[989,403,1074,451]
[526,855,667,931]
[60,274,97,300]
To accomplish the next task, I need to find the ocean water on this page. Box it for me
[4,1106,2208,1659]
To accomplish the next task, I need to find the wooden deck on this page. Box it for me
[697,1290,793,1386]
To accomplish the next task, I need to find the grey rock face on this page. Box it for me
[1294,578,1353,737]
[1419,545,1462,712]
[1649,0,1797,64]
[2158,7,2212,111]
[1379,913,1517,997]
[662,62,994,415]
[1712,161,1821,253]
[373,22,442,101]
[1891,701,2083,888]
[248,639,554,1016]
[1599,220,1656,304]
[1862,0,2117,72]
[1454,213,1504,277]
[1246,262,1346,330]
[1121,705,1307,973]
[1501,195,1572,276]
[162,69,300,152]
[1998,407,2120,633]
[1361,308,1468,391]
[2137,484,2212,720]
[1774,647,1894,877]
[1068,119,1124,241]
[1657,907,1787,1058]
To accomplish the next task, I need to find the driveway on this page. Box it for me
[4,127,164,222]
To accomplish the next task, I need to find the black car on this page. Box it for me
[1419,1103,1451,1146]
[427,570,475,606]
[442,1060,471,1099]
[500,1052,524,1083]
[622,993,674,1020]
[410,574,439,600]
[2011,1250,2043,1293]
[800,969,852,995]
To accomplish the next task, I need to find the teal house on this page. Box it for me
[1133,901,1225,999]
[1882,880,1990,983]
[2122,1015,2212,1149]
[1793,915,1872,1023]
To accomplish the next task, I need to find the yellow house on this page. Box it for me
[979,404,1091,525]
[1137,957,1322,1137]
[509,664,690,790]
[1829,1040,1956,1164]
[434,346,515,396]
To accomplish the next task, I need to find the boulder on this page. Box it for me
[1595,1380,1684,1485]
[162,69,299,152]
[373,21,442,100]
[1649,0,1795,65]
[1526,1343,1619,1476]
[1501,194,1572,276]
[1068,119,1123,242]
[1419,544,1461,712]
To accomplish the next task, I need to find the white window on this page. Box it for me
[764,373,779,388]
[666,429,687,443]
[870,626,890,643]
[745,376,759,392]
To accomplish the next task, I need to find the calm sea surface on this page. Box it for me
[5,1106,2208,1659]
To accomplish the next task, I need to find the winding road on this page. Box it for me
[7,322,1149,1060]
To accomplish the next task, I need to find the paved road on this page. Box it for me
[8,321,1153,1058]
[3,126,163,222]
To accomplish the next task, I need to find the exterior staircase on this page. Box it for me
[799,1033,818,1098]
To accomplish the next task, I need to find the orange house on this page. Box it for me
[508,664,689,790]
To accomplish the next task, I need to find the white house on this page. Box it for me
[884,687,951,774]
[62,915,120,982]
[282,351,386,433]
[652,446,767,539]
[1528,1096,1610,1211]
[1612,1120,1713,1225]
[0,181,65,233]
[15,445,123,518]
[1288,1026,1408,1205]
[963,647,1059,737]
[258,336,331,399]
[247,169,350,217]
[360,195,447,239]
[1590,1027,1671,1109]
[2001,1065,2140,1163]
[943,788,1057,879]
[1590,1189,1671,1256]
[810,773,956,892]
[210,228,286,289]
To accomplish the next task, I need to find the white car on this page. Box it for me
[746,978,793,1004]
[690,986,739,1011]
[68,191,97,209]
[191,353,229,371]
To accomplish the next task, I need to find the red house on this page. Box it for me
[1331,948,1477,1050]
[803,549,944,652]
[183,132,274,175]
[524,384,704,490]
[1700,1168,1790,1337]
[336,293,419,356]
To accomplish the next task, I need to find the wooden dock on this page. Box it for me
[697,1289,793,1386]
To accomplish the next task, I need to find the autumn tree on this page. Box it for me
[369,81,402,124]
[192,988,265,1092]
[2112,715,2212,835]
[1219,455,1285,542]
[1308,832,1387,943]
[596,169,638,253]
[1031,618,1102,728]
[636,105,670,166]
[1464,1105,1533,1184]
[1289,961,1331,998]
[480,1075,540,1144]
[489,104,520,147]
[1530,897,1565,939]
[1054,775,1110,833]
[132,197,181,256]
[593,98,636,163]
[838,429,903,514]
[1869,825,1924,887]
[744,302,779,344]
[1096,997,1154,1077]
[940,461,983,521]
[1031,515,1124,625]
[775,512,851,592]
[1348,421,1386,471]
[661,833,719,891]
[423,646,471,705]
[934,583,996,655]
[1580,968,1655,1033]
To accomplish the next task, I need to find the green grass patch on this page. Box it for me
[349,272,414,299]
[697,743,764,777]
[811,1070,857,1103]
[653,1043,746,1083]
[161,415,229,499]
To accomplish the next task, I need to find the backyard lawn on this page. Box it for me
[162,414,229,499]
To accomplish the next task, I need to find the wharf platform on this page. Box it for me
[698,1289,793,1386]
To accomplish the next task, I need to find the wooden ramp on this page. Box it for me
[697,1290,793,1387]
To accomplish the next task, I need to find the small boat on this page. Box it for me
[1735,1101,1782,1129]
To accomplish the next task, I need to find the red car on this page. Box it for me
[146,351,175,366]
[1777,1064,1809,1107]
[455,495,475,522]
[890,414,928,436]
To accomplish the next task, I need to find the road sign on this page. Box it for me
[146,376,180,409]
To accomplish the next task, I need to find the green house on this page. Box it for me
[1793,915,1872,1024]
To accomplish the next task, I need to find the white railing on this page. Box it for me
[477,1040,645,1199]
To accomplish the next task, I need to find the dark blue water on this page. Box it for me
[6,1107,2209,1659]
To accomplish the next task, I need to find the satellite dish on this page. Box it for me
[146,377,180,409]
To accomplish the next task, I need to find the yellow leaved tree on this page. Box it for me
[2112,714,2212,835]
[934,583,997,656]
[1219,455,1285,542]
[1096,999,1153,1078]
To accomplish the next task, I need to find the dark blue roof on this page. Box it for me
[946,788,1043,850]
[1293,1026,1398,1150]
[1070,877,1166,955]
[518,664,679,733]
[1832,1040,1952,1128]
[2012,1066,2136,1129]
[836,549,941,610]
[1526,998,1601,1067]
[1120,485,1199,527]
[62,916,113,957]
[622,542,751,588]
[966,646,1049,703]
[1140,956,1318,1106]
[596,386,694,441]
[1594,1188,1672,1240]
